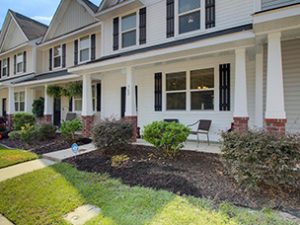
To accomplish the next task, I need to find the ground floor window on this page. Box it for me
[73,96,82,112]
[165,68,214,111]
[14,91,25,112]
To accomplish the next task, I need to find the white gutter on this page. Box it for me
[38,22,102,47]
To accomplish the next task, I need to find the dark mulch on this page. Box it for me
[65,145,300,217]
[0,134,92,154]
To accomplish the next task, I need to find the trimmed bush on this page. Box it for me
[32,98,44,118]
[221,131,300,191]
[143,121,191,157]
[19,124,38,144]
[8,131,21,140]
[92,120,133,149]
[38,124,57,141]
[13,113,36,131]
[60,119,82,143]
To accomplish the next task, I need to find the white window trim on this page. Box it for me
[120,12,139,49]
[163,66,218,112]
[14,91,25,112]
[2,58,8,78]
[16,53,24,75]
[175,0,206,37]
[53,45,62,69]
[78,35,91,64]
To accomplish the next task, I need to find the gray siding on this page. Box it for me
[262,0,300,10]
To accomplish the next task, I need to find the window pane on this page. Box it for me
[191,91,214,110]
[179,11,200,34]
[122,30,136,48]
[179,0,200,14]
[54,56,61,67]
[19,92,25,102]
[3,68,7,76]
[17,63,23,72]
[166,72,186,91]
[167,93,186,110]
[15,103,19,112]
[17,54,23,63]
[14,93,18,102]
[20,102,25,111]
[191,68,214,90]
[80,37,89,49]
[122,13,136,31]
[54,46,61,57]
[75,99,82,111]
[80,49,90,62]
[3,59,7,66]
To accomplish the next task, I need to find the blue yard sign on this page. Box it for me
[71,143,79,155]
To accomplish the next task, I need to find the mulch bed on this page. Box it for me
[0,134,92,154]
[65,145,300,217]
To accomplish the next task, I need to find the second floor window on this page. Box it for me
[121,13,137,48]
[2,58,8,77]
[16,53,24,73]
[14,91,25,112]
[79,36,90,63]
[53,45,62,68]
[178,0,201,34]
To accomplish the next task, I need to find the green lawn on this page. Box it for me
[0,163,295,225]
[0,145,38,169]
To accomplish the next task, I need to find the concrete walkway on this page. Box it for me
[43,143,97,162]
[0,214,14,225]
[0,159,56,182]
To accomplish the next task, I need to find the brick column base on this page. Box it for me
[233,117,249,133]
[7,114,13,131]
[82,115,94,138]
[123,116,138,142]
[41,115,52,124]
[265,118,287,136]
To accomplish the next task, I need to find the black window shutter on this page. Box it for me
[7,57,10,77]
[135,85,138,112]
[139,8,147,45]
[23,51,27,73]
[0,60,2,79]
[69,97,73,112]
[166,0,175,38]
[206,0,215,28]
[62,44,66,68]
[96,83,101,111]
[49,49,53,71]
[74,40,79,65]
[154,72,162,111]
[91,34,96,61]
[14,55,16,75]
[113,17,119,51]
[219,64,231,111]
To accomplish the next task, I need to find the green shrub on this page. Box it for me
[92,120,133,149]
[221,131,300,191]
[143,121,191,157]
[60,119,82,143]
[111,154,130,168]
[19,124,38,144]
[13,113,35,131]
[8,131,21,140]
[32,98,44,118]
[38,124,57,141]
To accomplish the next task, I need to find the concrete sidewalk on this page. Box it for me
[0,214,13,225]
[43,143,97,162]
[0,159,56,182]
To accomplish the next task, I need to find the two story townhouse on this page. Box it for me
[0,0,300,141]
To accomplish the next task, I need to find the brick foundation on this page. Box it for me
[7,114,13,131]
[265,118,287,136]
[123,116,138,142]
[41,115,52,124]
[233,117,249,133]
[82,115,95,138]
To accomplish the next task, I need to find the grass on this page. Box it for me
[0,145,38,169]
[0,163,296,225]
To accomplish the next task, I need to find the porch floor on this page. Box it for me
[134,139,221,154]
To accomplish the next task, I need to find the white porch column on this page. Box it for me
[25,87,34,113]
[233,47,249,132]
[7,86,15,130]
[82,74,93,116]
[82,74,94,137]
[265,32,286,134]
[125,67,137,117]
[255,45,264,128]
[44,84,53,123]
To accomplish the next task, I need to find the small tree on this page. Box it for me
[32,98,44,118]
[143,121,190,157]
[60,119,82,143]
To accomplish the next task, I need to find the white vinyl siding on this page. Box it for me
[261,0,300,10]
